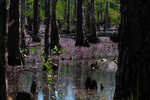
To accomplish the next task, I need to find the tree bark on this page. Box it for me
[104,0,109,31]
[97,10,100,31]
[85,0,98,43]
[21,0,27,49]
[33,0,40,42]
[50,0,60,49]
[0,0,7,99]
[114,0,150,100]
[85,0,90,35]
[63,0,67,22]
[100,2,103,25]
[21,0,27,25]
[75,0,85,46]
[44,0,50,61]
[8,0,22,66]
[74,0,77,17]
[89,0,98,43]
[67,0,70,34]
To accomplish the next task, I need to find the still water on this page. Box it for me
[7,57,116,100]
[7,36,117,100]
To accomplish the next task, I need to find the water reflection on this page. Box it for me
[38,89,44,100]
[64,81,75,100]
[7,58,116,100]
[56,59,116,100]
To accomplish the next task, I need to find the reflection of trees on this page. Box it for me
[42,72,49,100]
[75,61,82,89]
[7,73,19,96]
[49,60,59,100]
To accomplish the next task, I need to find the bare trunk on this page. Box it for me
[44,0,50,61]
[75,0,85,46]
[67,0,70,34]
[8,0,22,66]
[114,0,150,100]
[86,0,98,43]
[63,0,67,22]
[50,0,60,49]
[0,0,7,100]
[104,0,109,31]
[33,0,40,42]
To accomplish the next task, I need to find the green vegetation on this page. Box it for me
[25,0,45,21]
[24,0,120,25]
[95,0,120,25]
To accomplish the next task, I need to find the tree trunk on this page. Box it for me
[104,0,109,31]
[44,0,50,61]
[33,0,40,42]
[67,0,70,34]
[85,0,98,43]
[75,0,85,46]
[89,0,98,43]
[16,92,33,100]
[97,10,100,31]
[0,0,7,100]
[63,0,67,22]
[21,0,27,49]
[50,0,60,49]
[8,0,22,66]
[74,0,77,17]
[114,0,150,100]
[21,0,27,25]
[85,0,90,35]
[100,2,103,25]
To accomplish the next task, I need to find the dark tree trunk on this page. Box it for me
[85,0,90,35]
[21,0,27,50]
[16,92,33,100]
[67,0,70,34]
[33,0,40,42]
[74,0,77,17]
[97,10,100,31]
[100,2,103,25]
[97,2,102,31]
[88,0,98,43]
[0,0,7,100]
[104,0,109,31]
[21,0,27,25]
[114,0,150,100]
[21,25,26,50]
[8,0,22,66]
[63,0,67,22]
[85,0,98,43]
[44,0,50,61]
[75,0,85,46]
[50,0,60,49]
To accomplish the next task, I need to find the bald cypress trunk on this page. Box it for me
[104,0,109,31]
[88,0,98,43]
[33,0,40,42]
[63,0,67,22]
[50,0,60,49]
[74,0,77,17]
[67,0,70,34]
[85,0,98,43]
[0,0,7,100]
[85,0,90,36]
[8,0,22,66]
[44,0,50,61]
[114,0,150,100]
[75,0,85,46]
